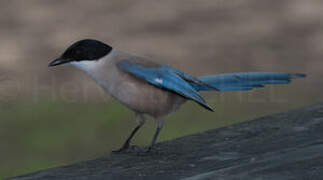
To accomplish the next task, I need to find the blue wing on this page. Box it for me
[117,60,214,111]
[194,72,306,91]
[117,60,306,109]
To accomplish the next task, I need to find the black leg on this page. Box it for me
[113,124,142,153]
[146,127,162,152]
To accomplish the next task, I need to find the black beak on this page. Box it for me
[48,58,70,67]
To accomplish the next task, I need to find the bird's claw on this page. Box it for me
[112,143,130,153]
[144,146,152,153]
[112,144,148,153]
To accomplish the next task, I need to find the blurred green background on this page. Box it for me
[1,0,323,178]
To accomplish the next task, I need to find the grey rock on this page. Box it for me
[8,104,323,180]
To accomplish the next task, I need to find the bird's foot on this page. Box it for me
[112,145,145,153]
[144,146,152,153]
[112,143,158,154]
[112,143,130,153]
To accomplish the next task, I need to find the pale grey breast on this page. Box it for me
[98,50,186,117]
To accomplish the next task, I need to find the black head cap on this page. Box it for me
[49,39,112,66]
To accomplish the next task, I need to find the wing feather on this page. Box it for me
[117,60,213,111]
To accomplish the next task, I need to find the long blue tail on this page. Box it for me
[192,72,306,91]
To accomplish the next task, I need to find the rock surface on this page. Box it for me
[8,104,323,180]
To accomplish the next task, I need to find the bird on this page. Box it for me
[49,39,306,152]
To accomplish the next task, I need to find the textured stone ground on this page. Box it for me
[8,103,323,180]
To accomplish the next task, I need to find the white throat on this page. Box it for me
[69,49,115,73]
[70,59,100,72]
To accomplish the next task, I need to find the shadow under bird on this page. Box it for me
[49,39,306,152]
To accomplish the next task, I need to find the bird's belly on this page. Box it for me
[88,61,186,117]
[111,78,186,117]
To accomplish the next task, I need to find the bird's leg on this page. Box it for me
[146,118,164,152]
[113,113,145,153]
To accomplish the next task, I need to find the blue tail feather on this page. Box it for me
[192,72,306,91]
